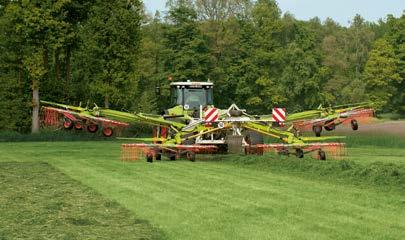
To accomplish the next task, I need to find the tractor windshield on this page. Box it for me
[171,86,213,109]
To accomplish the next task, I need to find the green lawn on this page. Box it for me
[0,160,162,240]
[1,140,404,240]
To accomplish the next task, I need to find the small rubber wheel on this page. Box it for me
[169,155,176,161]
[313,125,322,137]
[351,119,359,130]
[74,121,83,130]
[295,149,304,158]
[146,153,153,163]
[324,121,335,131]
[63,119,73,129]
[102,127,113,137]
[155,154,161,161]
[87,124,98,133]
[186,152,196,162]
[319,150,326,161]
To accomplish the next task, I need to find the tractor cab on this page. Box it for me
[170,81,214,109]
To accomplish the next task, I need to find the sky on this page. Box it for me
[143,0,405,26]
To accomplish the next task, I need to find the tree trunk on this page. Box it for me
[65,46,71,99]
[104,95,110,108]
[55,48,61,83]
[31,83,40,133]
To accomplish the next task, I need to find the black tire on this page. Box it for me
[295,149,304,158]
[186,152,196,162]
[351,119,359,130]
[245,131,264,145]
[74,121,83,130]
[87,124,98,133]
[313,125,322,137]
[318,150,326,160]
[169,155,176,161]
[229,109,243,117]
[245,131,264,155]
[324,121,335,131]
[63,119,74,129]
[146,153,153,163]
[155,154,161,161]
[102,127,113,137]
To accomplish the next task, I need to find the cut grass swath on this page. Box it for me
[0,162,163,240]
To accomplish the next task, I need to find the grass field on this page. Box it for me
[1,136,405,239]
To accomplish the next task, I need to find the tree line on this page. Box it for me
[0,0,404,133]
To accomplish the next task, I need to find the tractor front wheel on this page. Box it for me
[351,119,359,130]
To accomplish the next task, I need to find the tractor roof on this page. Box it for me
[170,81,213,87]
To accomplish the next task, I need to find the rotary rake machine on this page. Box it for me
[41,81,373,162]
[285,103,376,137]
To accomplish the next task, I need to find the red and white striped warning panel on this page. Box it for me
[204,108,219,122]
[272,108,286,123]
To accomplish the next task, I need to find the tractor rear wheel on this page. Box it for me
[295,149,304,158]
[351,119,359,130]
[313,125,322,137]
[318,150,326,160]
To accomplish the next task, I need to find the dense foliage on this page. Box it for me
[0,0,404,132]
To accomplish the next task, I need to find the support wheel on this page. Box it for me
[324,121,335,131]
[87,124,98,133]
[63,119,73,129]
[155,154,161,161]
[295,149,304,159]
[169,155,176,161]
[102,127,113,137]
[351,119,359,130]
[318,150,326,161]
[146,152,153,163]
[74,121,83,130]
[313,125,322,137]
[186,152,196,162]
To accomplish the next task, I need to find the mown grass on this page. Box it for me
[215,153,405,191]
[1,141,404,239]
[0,161,163,240]
[0,129,112,142]
[344,133,405,148]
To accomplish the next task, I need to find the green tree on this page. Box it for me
[363,39,401,108]
[76,0,142,109]
[163,3,212,82]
